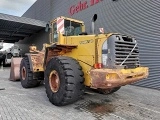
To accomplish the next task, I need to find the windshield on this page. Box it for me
[64,20,82,36]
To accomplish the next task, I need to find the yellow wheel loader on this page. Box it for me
[10,14,148,106]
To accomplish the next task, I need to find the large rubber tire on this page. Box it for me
[20,56,40,88]
[45,56,84,106]
[97,87,121,95]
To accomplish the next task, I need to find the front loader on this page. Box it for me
[10,14,148,106]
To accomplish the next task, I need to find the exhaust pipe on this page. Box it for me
[91,14,97,34]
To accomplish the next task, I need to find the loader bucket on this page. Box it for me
[9,57,22,81]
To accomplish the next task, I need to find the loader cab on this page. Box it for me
[49,16,85,43]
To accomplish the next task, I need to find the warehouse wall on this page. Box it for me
[16,30,49,55]
[20,0,160,89]
[22,0,52,21]
[18,0,52,54]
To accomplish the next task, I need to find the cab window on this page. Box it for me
[64,20,82,36]
[53,22,58,42]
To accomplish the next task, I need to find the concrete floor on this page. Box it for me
[0,67,160,120]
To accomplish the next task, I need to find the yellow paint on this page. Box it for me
[29,55,44,72]
[58,34,113,86]
[120,67,148,75]
[106,73,119,80]
[105,67,149,80]
[27,16,148,88]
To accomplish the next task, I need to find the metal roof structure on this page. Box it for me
[0,13,47,43]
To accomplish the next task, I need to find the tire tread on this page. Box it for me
[45,56,84,106]
[20,56,40,88]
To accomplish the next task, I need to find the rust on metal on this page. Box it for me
[90,67,149,89]
[26,45,45,72]
[45,48,59,67]
[49,70,60,93]
[29,45,45,55]
[30,54,44,72]
[44,44,76,67]
[21,67,26,80]
[9,57,22,81]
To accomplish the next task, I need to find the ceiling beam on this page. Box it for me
[0,37,23,41]
[0,26,38,34]
[0,32,30,37]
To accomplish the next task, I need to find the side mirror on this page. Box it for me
[45,23,50,32]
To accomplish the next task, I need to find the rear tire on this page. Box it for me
[97,87,121,95]
[20,56,40,88]
[45,56,84,106]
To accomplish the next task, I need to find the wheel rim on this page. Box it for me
[21,67,26,80]
[49,70,60,93]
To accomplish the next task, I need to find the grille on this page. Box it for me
[114,36,140,68]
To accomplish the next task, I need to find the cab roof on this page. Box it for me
[50,16,84,24]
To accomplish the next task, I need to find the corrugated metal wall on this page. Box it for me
[20,0,52,53]
[22,0,160,90]
[22,0,52,21]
